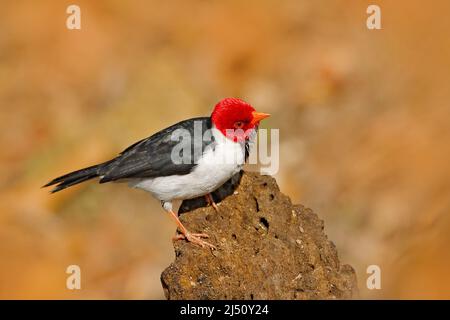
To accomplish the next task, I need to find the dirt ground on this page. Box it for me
[162,172,357,299]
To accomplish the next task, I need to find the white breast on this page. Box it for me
[129,128,248,202]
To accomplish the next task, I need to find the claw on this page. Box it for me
[211,202,219,212]
[173,232,216,249]
[166,208,216,249]
[205,194,219,212]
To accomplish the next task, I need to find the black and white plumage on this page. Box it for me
[45,117,213,192]
[44,98,270,248]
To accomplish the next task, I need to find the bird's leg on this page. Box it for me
[169,210,216,249]
[205,193,219,212]
[162,201,216,249]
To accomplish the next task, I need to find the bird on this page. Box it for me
[43,98,270,248]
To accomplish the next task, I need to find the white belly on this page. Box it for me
[129,138,246,201]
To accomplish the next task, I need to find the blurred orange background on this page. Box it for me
[1,0,449,299]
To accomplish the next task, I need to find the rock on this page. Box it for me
[161,172,358,299]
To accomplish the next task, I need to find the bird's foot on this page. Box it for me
[173,232,216,249]
[205,193,219,212]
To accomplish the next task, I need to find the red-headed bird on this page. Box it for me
[44,98,270,248]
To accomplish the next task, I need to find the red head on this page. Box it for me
[211,98,270,142]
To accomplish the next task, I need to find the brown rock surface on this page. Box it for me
[161,172,358,299]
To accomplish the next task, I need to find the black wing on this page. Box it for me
[99,117,215,183]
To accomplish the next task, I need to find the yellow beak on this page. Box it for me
[250,111,271,125]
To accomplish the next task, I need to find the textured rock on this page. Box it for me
[161,172,358,299]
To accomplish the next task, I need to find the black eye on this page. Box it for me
[234,121,244,129]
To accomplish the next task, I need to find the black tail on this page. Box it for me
[43,162,111,193]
